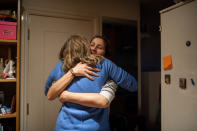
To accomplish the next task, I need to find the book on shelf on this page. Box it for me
[10,95,16,113]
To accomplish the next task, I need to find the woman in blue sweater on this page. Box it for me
[46,35,125,108]
[45,35,137,131]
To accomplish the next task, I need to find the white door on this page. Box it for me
[26,14,96,131]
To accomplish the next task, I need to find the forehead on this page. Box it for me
[92,38,105,46]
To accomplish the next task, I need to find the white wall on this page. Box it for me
[23,0,139,21]
[142,71,161,130]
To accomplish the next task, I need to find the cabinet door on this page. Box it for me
[161,1,197,131]
[26,14,96,131]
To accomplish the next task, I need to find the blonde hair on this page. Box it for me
[59,35,103,72]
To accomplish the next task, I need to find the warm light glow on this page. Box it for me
[21,15,24,21]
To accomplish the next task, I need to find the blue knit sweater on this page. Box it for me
[45,59,137,131]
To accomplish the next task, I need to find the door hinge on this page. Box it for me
[27,103,29,115]
[159,25,162,32]
[28,28,30,40]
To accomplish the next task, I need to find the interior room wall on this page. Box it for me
[23,0,139,21]
[142,72,161,130]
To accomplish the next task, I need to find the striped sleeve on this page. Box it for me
[99,80,118,103]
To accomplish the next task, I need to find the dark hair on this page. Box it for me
[59,35,110,60]
[90,35,110,58]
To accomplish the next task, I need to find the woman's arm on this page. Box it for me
[105,59,138,92]
[46,62,100,100]
[59,80,118,108]
[59,91,109,108]
[47,70,74,100]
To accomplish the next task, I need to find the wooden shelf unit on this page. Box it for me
[0,39,17,44]
[0,112,16,119]
[0,79,16,82]
[0,0,20,131]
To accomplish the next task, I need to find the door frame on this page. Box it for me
[101,16,142,114]
[20,8,100,131]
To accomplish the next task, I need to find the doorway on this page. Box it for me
[102,17,139,131]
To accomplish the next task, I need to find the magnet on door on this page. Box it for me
[165,74,171,84]
[179,78,186,89]
[191,78,195,86]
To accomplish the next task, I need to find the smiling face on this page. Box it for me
[90,38,106,56]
